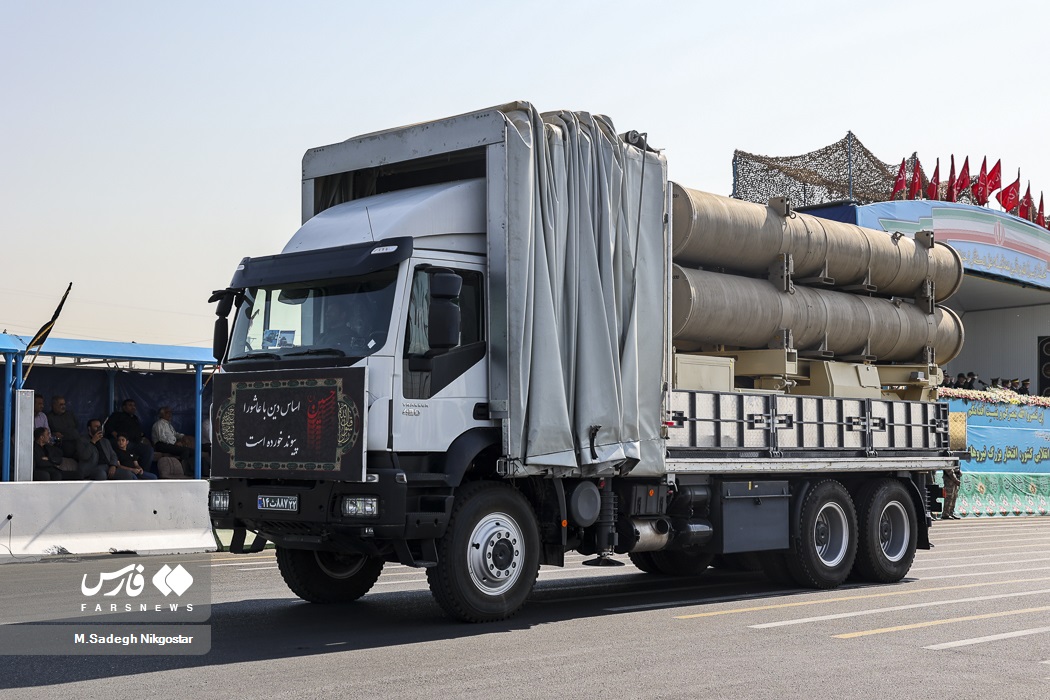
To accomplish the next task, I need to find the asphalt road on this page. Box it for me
[2,517,1049,699]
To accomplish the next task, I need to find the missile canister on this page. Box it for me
[670,184,964,302]
[671,265,965,363]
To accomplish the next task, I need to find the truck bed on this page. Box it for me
[666,389,950,465]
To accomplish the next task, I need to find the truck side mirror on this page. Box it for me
[210,288,236,361]
[212,317,229,362]
[210,288,236,318]
[428,270,462,351]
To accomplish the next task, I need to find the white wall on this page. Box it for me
[944,304,1050,391]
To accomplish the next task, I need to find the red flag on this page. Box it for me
[946,155,958,202]
[1037,193,1045,228]
[974,157,989,205]
[997,171,1021,212]
[926,159,940,201]
[1019,183,1033,220]
[908,158,922,200]
[988,159,1002,194]
[891,158,907,200]
[955,157,971,199]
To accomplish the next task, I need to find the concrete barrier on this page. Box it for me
[0,481,215,562]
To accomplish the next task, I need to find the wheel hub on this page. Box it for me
[878,501,910,562]
[467,513,523,596]
[813,502,849,567]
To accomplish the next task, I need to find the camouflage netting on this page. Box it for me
[733,133,978,207]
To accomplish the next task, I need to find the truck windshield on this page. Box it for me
[227,266,399,361]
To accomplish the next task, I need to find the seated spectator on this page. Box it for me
[152,406,191,460]
[1019,379,1031,396]
[962,372,979,390]
[33,394,49,431]
[85,418,134,480]
[152,406,209,477]
[33,427,71,481]
[47,395,82,459]
[113,435,158,480]
[949,373,966,389]
[105,399,155,474]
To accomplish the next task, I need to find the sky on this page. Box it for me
[3,0,1048,348]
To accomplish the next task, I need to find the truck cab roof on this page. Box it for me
[282,178,486,256]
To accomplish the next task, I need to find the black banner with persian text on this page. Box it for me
[211,368,365,480]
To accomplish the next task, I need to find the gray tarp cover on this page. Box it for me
[502,106,666,476]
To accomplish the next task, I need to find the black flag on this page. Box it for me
[26,282,72,352]
[23,282,71,382]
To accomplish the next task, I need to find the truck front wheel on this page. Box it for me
[786,480,857,589]
[275,547,384,603]
[427,481,540,622]
[852,479,918,583]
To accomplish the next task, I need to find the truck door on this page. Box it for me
[394,263,491,452]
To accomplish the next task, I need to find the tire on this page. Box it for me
[786,480,857,589]
[628,551,662,574]
[852,479,918,583]
[276,547,384,603]
[649,548,715,576]
[427,481,540,622]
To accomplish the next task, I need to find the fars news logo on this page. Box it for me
[80,564,196,613]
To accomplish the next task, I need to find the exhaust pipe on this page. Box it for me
[617,517,672,553]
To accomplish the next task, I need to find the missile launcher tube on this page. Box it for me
[671,265,965,363]
[670,184,964,302]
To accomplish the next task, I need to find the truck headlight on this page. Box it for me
[341,496,379,518]
[209,490,231,513]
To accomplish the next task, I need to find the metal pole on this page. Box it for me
[194,364,203,479]
[107,370,116,414]
[2,353,13,482]
[14,353,23,390]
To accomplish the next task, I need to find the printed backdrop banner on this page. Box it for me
[855,200,1050,290]
[940,473,1050,518]
[946,398,1050,474]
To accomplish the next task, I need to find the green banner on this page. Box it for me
[939,473,1050,518]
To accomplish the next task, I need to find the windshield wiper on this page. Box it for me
[284,348,347,357]
[230,351,281,361]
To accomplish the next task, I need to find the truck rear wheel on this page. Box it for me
[427,481,540,622]
[786,480,857,589]
[628,551,661,574]
[852,479,918,583]
[275,547,384,603]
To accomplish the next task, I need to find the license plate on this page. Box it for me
[257,495,299,512]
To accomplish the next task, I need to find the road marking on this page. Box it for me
[920,565,1050,580]
[236,566,279,571]
[912,556,1050,572]
[923,626,1050,650]
[673,577,1050,620]
[833,605,1050,639]
[917,545,1050,561]
[208,553,275,562]
[751,588,1050,628]
[930,533,1050,544]
[609,589,794,613]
